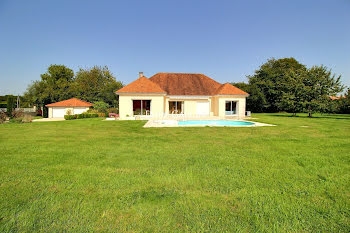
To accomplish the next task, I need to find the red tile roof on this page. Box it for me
[215,83,249,96]
[116,76,166,94]
[45,98,93,107]
[116,73,249,96]
[329,96,342,100]
[149,73,222,95]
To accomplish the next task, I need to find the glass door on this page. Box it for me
[225,101,237,115]
[133,100,151,115]
[169,101,183,114]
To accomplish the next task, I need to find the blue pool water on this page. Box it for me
[178,120,255,126]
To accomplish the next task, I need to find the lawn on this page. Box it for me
[0,113,349,232]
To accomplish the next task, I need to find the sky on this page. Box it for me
[0,0,349,95]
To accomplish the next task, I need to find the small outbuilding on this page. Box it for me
[45,98,93,118]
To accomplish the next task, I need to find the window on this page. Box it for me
[225,101,237,115]
[169,101,184,114]
[133,100,151,115]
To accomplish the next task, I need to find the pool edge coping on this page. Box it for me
[143,120,275,128]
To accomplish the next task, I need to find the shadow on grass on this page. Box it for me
[265,113,350,120]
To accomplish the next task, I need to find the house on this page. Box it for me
[116,72,249,120]
[46,98,93,118]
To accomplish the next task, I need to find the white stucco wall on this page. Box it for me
[118,95,246,119]
[167,99,212,116]
[217,96,246,118]
[73,107,89,115]
[48,107,90,118]
[118,95,165,119]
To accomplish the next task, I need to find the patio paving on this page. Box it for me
[32,118,65,122]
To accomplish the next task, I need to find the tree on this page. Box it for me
[247,58,307,112]
[23,65,74,105]
[23,65,75,117]
[231,82,267,112]
[337,88,350,114]
[278,66,343,117]
[40,65,75,102]
[302,66,344,117]
[278,70,306,116]
[6,95,14,117]
[72,66,123,107]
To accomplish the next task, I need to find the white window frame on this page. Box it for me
[225,101,238,116]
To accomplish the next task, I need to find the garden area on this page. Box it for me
[0,113,349,232]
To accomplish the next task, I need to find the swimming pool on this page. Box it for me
[178,120,255,126]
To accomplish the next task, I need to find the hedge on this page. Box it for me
[64,113,98,120]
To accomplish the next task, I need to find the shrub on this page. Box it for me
[9,118,23,123]
[107,107,118,114]
[0,110,6,124]
[22,115,33,123]
[64,115,77,120]
[87,108,98,113]
[7,96,14,117]
[64,113,98,120]
[36,108,42,116]
[12,109,24,118]
[97,112,106,117]
[93,101,110,113]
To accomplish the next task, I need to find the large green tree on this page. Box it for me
[247,58,306,112]
[278,66,343,117]
[231,82,267,112]
[24,65,75,105]
[278,70,306,116]
[337,88,350,114]
[72,66,123,107]
[24,65,123,116]
[302,65,343,117]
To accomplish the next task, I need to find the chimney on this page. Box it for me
[139,72,144,78]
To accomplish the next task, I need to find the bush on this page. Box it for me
[11,109,24,118]
[64,113,98,120]
[9,118,23,123]
[64,115,77,120]
[107,107,118,114]
[22,115,33,123]
[76,114,84,119]
[0,110,6,124]
[93,101,110,113]
[87,108,98,113]
[7,96,14,117]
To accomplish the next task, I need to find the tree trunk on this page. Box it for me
[308,112,312,117]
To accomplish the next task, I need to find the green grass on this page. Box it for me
[0,113,349,232]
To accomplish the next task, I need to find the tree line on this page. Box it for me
[23,59,349,118]
[232,58,349,117]
[24,65,123,116]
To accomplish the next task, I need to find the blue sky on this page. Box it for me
[0,0,349,95]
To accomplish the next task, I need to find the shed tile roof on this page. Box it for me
[116,76,166,94]
[329,96,341,100]
[45,98,93,107]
